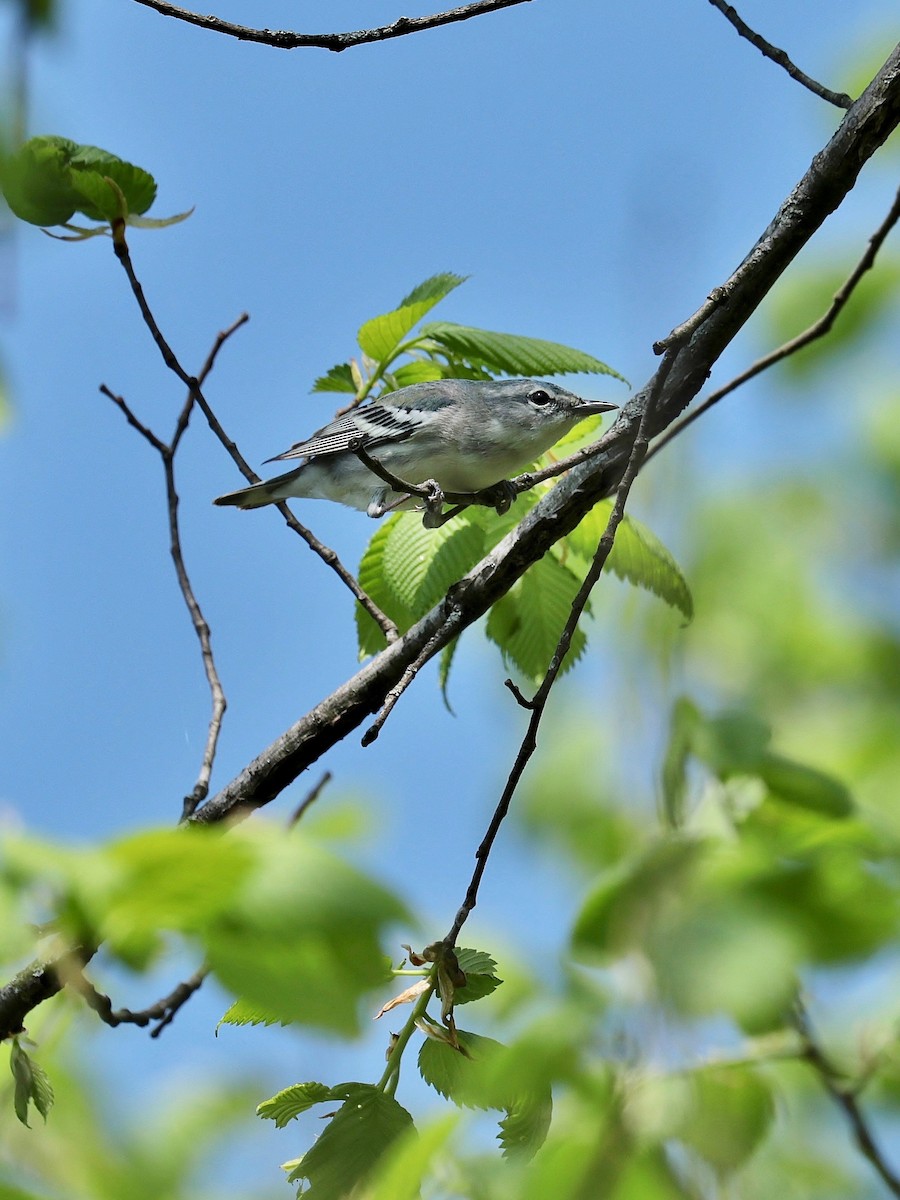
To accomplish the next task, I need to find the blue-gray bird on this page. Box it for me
[213,378,617,519]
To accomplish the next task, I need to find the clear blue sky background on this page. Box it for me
[1,0,898,1193]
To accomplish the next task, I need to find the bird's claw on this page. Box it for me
[483,479,517,516]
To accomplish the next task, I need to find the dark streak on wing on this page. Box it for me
[266,404,425,463]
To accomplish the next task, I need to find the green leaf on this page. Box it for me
[358,300,444,363]
[356,513,485,657]
[216,997,292,1031]
[691,710,772,777]
[418,1031,507,1109]
[757,753,854,818]
[203,828,406,1034]
[486,553,587,684]
[418,320,626,382]
[388,360,446,389]
[398,272,468,309]
[572,838,707,958]
[676,1067,776,1174]
[287,1086,414,1199]
[566,500,694,621]
[312,362,357,394]
[367,1113,459,1200]
[9,1039,54,1127]
[450,948,503,1005]
[1,135,160,227]
[257,1081,335,1127]
[661,697,702,829]
[498,1091,553,1159]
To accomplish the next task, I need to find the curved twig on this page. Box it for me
[130,0,533,52]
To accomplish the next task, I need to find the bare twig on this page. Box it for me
[108,222,399,644]
[793,1000,900,1197]
[706,0,852,109]
[647,182,900,465]
[288,770,332,826]
[130,0,533,53]
[70,965,208,1039]
[362,629,448,746]
[444,355,671,946]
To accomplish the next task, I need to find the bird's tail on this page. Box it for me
[213,471,299,510]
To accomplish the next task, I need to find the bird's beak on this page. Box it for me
[577,398,619,415]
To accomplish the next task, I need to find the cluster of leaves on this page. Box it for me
[0,135,190,237]
[306,273,691,686]
[311,273,626,401]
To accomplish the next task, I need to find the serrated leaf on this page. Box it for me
[257,1081,335,1127]
[9,1039,53,1127]
[68,170,126,221]
[452,947,503,1005]
[418,321,626,381]
[567,500,693,621]
[312,362,357,394]
[358,299,441,363]
[398,272,468,309]
[367,1113,459,1200]
[1,136,79,225]
[288,1086,414,1198]
[356,513,485,659]
[486,554,587,684]
[418,1031,506,1109]
[217,997,292,1031]
[498,1089,552,1159]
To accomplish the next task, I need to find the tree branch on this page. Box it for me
[793,1000,900,1197]
[706,0,853,109]
[130,0,533,53]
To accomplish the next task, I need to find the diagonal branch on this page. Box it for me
[706,0,852,109]
[130,0,533,53]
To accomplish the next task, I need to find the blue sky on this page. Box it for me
[1,0,898,1192]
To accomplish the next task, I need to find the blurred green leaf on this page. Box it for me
[676,1066,776,1174]
[758,754,854,818]
[366,1113,459,1200]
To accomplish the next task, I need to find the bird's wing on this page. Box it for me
[266,402,427,463]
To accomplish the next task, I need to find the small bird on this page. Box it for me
[213,378,617,521]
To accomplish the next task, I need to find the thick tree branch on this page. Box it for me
[706,0,853,109]
[130,0,533,52]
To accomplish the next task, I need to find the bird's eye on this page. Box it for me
[529,389,552,407]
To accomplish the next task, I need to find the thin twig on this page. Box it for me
[130,0,532,52]
[444,354,673,947]
[362,629,448,746]
[70,965,208,1038]
[288,770,332,826]
[647,182,900,465]
[109,222,398,644]
[793,1000,900,1197]
[706,0,852,109]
